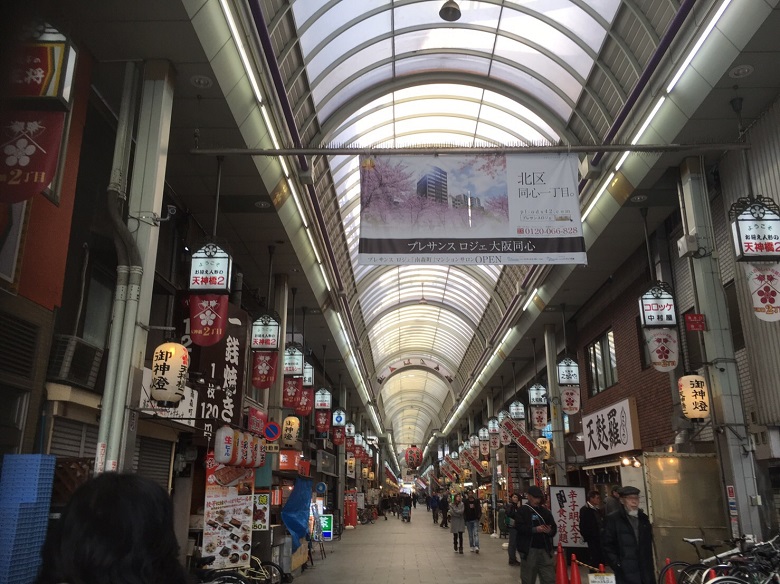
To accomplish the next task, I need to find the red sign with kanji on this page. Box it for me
[685,313,706,332]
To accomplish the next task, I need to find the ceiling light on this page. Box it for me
[254,200,271,209]
[439,1,461,22]
[190,74,213,89]
[419,283,428,305]
[629,194,648,203]
[729,64,754,79]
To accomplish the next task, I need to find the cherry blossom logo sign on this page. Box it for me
[743,263,780,322]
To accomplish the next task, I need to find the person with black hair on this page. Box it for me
[579,490,605,571]
[37,473,190,584]
[517,486,556,584]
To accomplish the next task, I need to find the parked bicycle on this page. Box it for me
[194,553,287,584]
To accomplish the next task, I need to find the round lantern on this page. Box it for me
[510,400,526,419]
[151,342,189,406]
[405,445,422,469]
[362,467,369,478]
[678,374,710,419]
[481,460,489,472]
[249,435,266,468]
[332,426,345,446]
[537,437,551,459]
[214,425,238,464]
[282,416,300,447]
[487,416,499,434]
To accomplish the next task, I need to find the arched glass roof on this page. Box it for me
[284,0,624,447]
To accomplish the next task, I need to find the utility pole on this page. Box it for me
[545,324,567,485]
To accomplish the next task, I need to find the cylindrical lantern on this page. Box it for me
[151,342,189,406]
[250,435,266,468]
[405,445,422,469]
[510,400,526,420]
[282,416,300,447]
[561,386,581,415]
[489,434,500,450]
[237,432,251,467]
[369,471,375,481]
[678,374,710,419]
[531,406,548,430]
[332,426,345,446]
[537,437,551,459]
[332,409,346,427]
[214,425,237,464]
[315,410,331,432]
[481,460,489,472]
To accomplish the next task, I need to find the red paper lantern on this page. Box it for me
[405,445,422,470]
[295,386,313,416]
[332,427,345,446]
[283,377,302,409]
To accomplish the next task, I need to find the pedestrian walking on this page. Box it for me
[505,493,521,565]
[579,490,604,570]
[450,493,465,554]
[463,491,482,553]
[602,485,654,584]
[516,486,556,584]
[430,491,440,524]
[439,492,450,528]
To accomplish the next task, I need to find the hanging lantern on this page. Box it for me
[250,435,266,468]
[729,195,780,262]
[236,432,251,467]
[315,409,331,432]
[487,417,499,434]
[251,350,278,390]
[510,400,526,420]
[639,281,677,328]
[314,388,332,409]
[479,438,490,457]
[489,434,500,451]
[345,422,355,437]
[528,383,547,406]
[282,416,300,447]
[462,468,471,480]
[557,356,580,385]
[282,377,302,409]
[150,342,189,406]
[214,425,238,464]
[537,437,551,459]
[295,386,313,416]
[251,313,280,350]
[332,426,345,446]
[678,374,711,419]
[405,445,422,469]
[499,425,512,446]
[531,406,548,430]
[742,263,780,322]
[369,471,375,481]
[481,460,489,472]
[644,328,679,372]
[362,467,369,478]
[561,386,581,415]
[189,243,233,294]
[332,409,346,427]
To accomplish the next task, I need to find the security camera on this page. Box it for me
[167,205,177,216]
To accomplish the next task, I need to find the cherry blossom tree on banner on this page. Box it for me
[360,156,415,221]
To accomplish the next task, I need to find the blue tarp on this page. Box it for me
[280,477,312,551]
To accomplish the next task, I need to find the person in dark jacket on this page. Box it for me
[439,492,450,528]
[430,491,440,524]
[579,490,604,571]
[601,485,654,584]
[463,490,482,553]
[505,493,521,565]
[516,486,557,584]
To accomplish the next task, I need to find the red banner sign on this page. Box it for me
[459,448,488,476]
[444,455,462,474]
[282,376,302,409]
[684,313,706,332]
[189,294,229,347]
[440,464,456,482]
[251,351,278,390]
[501,418,543,459]
[314,409,331,432]
[295,386,313,416]
[0,110,66,204]
[345,436,355,453]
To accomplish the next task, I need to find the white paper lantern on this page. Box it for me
[678,375,711,419]
[537,437,551,459]
[150,342,189,406]
[282,416,300,447]
[214,425,238,464]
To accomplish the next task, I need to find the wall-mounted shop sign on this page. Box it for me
[583,397,641,459]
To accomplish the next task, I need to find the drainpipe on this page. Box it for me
[581,0,696,190]
[96,62,138,473]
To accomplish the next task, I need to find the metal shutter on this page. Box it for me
[135,436,173,491]
[49,418,98,458]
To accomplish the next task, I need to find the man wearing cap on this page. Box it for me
[605,485,622,515]
[601,485,654,584]
[517,486,557,584]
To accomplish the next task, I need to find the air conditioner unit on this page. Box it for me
[47,335,104,390]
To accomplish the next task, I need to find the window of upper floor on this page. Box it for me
[586,328,618,396]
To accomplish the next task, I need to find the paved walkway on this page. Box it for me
[299,509,523,584]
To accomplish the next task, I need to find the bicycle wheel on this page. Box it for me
[206,571,252,584]
[679,564,715,584]
[658,561,692,584]
[259,561,284,584]
[704,577,751,584]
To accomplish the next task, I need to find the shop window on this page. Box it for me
[82,272,113,348]
[586,329,618,396]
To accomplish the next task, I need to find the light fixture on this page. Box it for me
[633,458,642,468]
[439,0,461,22]
[190,74,213,89]
[729,64,754,79]
[621,456,631,466]
[419,282,428,305]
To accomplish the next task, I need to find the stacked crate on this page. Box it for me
[0,455,56,584]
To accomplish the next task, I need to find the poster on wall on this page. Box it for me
[203,452,255,569]
[252,492,270,531]
[138,367,198,426]
[549,486,586,548]
[582,397,641,459]
[358,154,585,266]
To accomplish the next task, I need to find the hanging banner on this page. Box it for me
[282,377,302,409]
[499,425,513,446]
[0,110,66,204]
[251,351,278,390]
[314,410,331,433]
[531,406,548,430]
[440,464,456,483]
[189,294,230,347]
[742,263,780,322]
[561,386,581,415]
[489,434,501,450]
[345,437,355,453]
[202,452,255,570]
[444,455,462,474]
[550,486,586,547]
[500,417,543,459]
[295,386,313,416]
[583,397,641,459]
[529,384,547,406]
[459,448,488,476]
[643,327,679,372]
[479,440,490,457]
[332,426,345,446]
[358,154,585,266]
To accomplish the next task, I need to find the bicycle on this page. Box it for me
[238,556,286,584]
[194,555,252,584]
[359,506,376,524]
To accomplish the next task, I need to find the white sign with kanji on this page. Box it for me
[582,397,641,459]
[550,486,586,548]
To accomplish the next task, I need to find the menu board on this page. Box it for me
[252,492,270,531]
[203,452,255,569]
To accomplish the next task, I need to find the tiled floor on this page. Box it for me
[299,509,526,584]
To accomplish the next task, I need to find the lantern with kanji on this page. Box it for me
[315,409,331,432]
[478,427,490,457]
[214,425,239,464]
[150,342,189,406]
[537,437,551,459]
[405,445,422,469]
[282,416,300,447]
[678,374,711,419]
[332,426,345,446]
